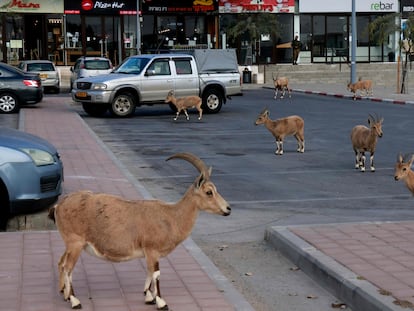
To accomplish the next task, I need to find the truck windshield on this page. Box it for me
[114,57,150,75]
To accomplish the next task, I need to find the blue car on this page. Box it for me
[0,127,63,229]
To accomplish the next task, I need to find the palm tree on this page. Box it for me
[368,13,414,93]
[226,13,280,64]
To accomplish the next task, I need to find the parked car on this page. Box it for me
[18,60,60,93]
[0,127,63,229]
[0,62,43,114]
[70,56,113,89]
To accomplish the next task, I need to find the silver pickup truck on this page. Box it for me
[71,50,242,117]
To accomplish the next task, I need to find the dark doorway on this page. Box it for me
[24,15,47,60]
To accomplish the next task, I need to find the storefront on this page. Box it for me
[0,0,63,64]
[140,0,218,53]
[64,0,138,66]
[218,0,295,64]
[299,0,399,63]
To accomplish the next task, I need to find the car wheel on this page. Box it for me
[202,88,223,114]
[0,93,19,114]
[110,93,136,117]
[82,103,108,117]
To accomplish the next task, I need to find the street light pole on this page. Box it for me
[136,0,142,55]
[351,0,357,83]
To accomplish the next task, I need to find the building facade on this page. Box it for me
[0,0,410,66]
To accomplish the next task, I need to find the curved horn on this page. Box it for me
[166,152,210,177]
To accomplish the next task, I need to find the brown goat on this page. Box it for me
[347,79,373,100]
[49,153,230,310]
[272,73,291,100]
[350,114,383,172]
[394,153,414,195]
[165,90,202,120]
[255,108,305,155]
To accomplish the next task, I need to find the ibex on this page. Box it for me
[350,114,383,172]
[255,108,305,155]
[347,79,373,100]
[48,153,230,310]
[165,90,203,121]
[272,73,291,100]
[394,153,414,195]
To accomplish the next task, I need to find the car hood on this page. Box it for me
[0,127,58,153]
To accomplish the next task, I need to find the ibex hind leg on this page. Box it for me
[60,247,83,309]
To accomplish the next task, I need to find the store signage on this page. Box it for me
[401,0,414,18]
[142,0,217,13]
[64,0,137,15]
[299,0,398,13]
[219,0,294,13]
[0,0,63,13]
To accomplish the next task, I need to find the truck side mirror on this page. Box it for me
[145,70,155,76]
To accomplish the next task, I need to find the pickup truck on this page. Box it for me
[71,50,242,117]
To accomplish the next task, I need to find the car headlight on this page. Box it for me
[91,83,107,90]
[20,148,55,166]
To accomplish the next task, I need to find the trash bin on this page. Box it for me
[242,68,252,84]
[388,52,395,62]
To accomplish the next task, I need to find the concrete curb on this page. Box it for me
[258,84,414,105]
[264,225,406,311]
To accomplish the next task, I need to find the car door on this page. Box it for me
[172,57,199,97]
[140,58,174,102]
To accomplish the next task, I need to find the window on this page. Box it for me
[174,59,192,75]
[148,60,171,75]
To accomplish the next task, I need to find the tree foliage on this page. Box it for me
[368,13,414,93]
[226,13,280,43]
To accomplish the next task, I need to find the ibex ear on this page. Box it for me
[195,167,212,188]
[398,153,403,163]
[195,173,207,188]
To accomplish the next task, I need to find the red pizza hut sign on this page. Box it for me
[64,0,137,15]
[219,0,294,13]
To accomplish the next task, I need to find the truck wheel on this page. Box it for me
[202,89,223,114]
[111,93,136,117]
[82,103,108,117]
[0,93,19,114]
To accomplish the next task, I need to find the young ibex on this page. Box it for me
[350,114,383,172]
[255,108,305,155]
[394,153,414,195]
[165,90,203,121]
[272,73,291,100]
[347,79,373,100]
[48,153,230,310]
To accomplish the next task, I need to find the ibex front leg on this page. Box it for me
[144,256,168,310]
[370,152,375,172]
[275,139,283,155]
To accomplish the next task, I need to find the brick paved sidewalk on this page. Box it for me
[0,98,252,311]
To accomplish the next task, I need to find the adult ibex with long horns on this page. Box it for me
[49,152,231,310]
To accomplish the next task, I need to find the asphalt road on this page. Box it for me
[5,88,414,310]
[70,88,414,310]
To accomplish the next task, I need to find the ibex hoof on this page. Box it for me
[360,167,366,172]
[370,167,375,172]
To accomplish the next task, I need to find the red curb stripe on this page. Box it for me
[370,98,383,102]
[393,100,406,105]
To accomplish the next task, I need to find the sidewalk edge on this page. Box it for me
[265,225,405,311]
